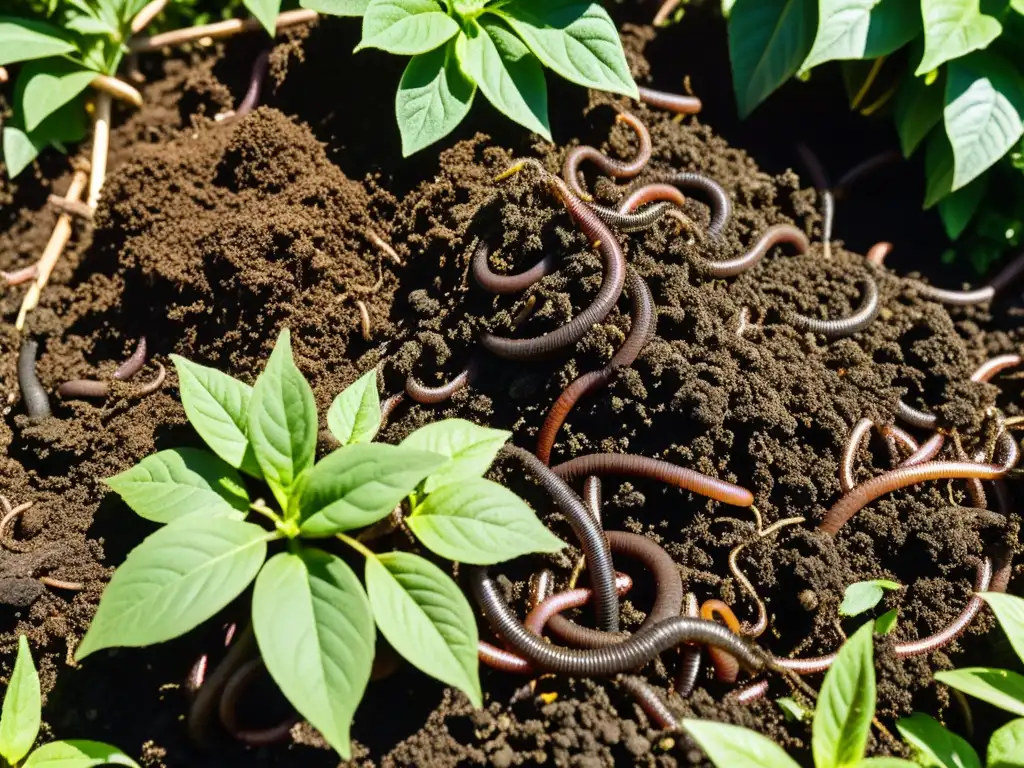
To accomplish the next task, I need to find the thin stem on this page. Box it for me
[130,9,317,52]
[249,500,282,525]
[337,532,377,560]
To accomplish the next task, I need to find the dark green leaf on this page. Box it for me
[0,636,40,766]
[924,127,955,208]
[813,622,876,768]
[939,171,989,239]
[896,712,981,768]
[396,39,476,156]
[895,68,944,157]
[875,608,898,635]
[980,592,1024,667]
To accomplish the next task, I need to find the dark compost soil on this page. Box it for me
[1,8,1022,767]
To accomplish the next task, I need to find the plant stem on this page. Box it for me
[87,92,112,210]
[131,0,168,34]
[250,499,282,525]
[91,74,143,108]
[129,9,317,52]
[337,532,377,560]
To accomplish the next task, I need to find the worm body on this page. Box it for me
[563,113,652,199]
[917,283,995,306]
[840,418,874,493]
[901,432,945,466]
[380,393,405,428]
[677,593,702,697]
[528,569,556,609]
[788,278,880,338]
[636,86,702,115]
[866,241,893,266]
[57,379,110,399]
[896,399,938,430]
[636,172,731,237]
[590,201,678,232]
[703,224,809,278]
[834,150,901,198]
[18,340,51,420]
[971,354,1022,383]
[700,600,743,683]
[113,337,147,380]
[406,362,475,404]
[218,658,297,746]
[619,676,679,729]
[617,183,687,213]
[880,424,919,456]
[995,430,1019,470]
[472,239,555,294]
[583,475,603,523]
[528,571,634,643]
[234,49,270,120]
[733,680,770,704]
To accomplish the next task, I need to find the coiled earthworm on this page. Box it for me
[818,460,1007,535]
[536,267,654,463]
[472,239,556,294]
[0,497,34,553]
[880,424,919,458]
[58,362,166,400]
[901,431,945,466]
[841,418,874,493]
[700,600,743,683]
[701,224,809,279]
[788,278,880,338]
[531,570,636,642]
[218,658,297,746]
[551,453,754,507]
[729,516,804,637]
[971,354,1022,382]
[733,679,770,704]
[896,399,937,430]
[634,172,732,237]
[18,339,51,420]
[677,593,701,697]
[546,531,685,648]
[916,283,995,306]
[504,446,620,632]
[583,475,602,523]
[529,569,556,609]
[113,337,147,381]
[405,360,476,404]
[637,86,702,115]
[617,183,687,213]
[967,450,988,509]
[866,241,893,266]
[188,623,257,748]
[618,675,679,729]
[234,50,270,120]
[563,113,652,200]
[470,567,770,676]
[481,176,627,361]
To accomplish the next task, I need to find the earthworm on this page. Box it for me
[701,600,743,683]
[478,641,533,674]
[635,172,732,237]
[136,362,167,396]
[971,354,1022,382]
[995,430,1019,470]
[833,150,901,199]
[677,593,702,697]
[617,183,687,213]
[880,424,919,457]
[530,571,635,640]
[480,177,627,361]
[618,676,679,729]
[546,531,685,648]
[841,418,874,493]
[186,655,209,694]
[901,432,945,466]
[896,399,938,430]
[563,112,652,200]
[916,283,995,306]
[504,446,620,632]
[38,576,84,591]
[529,569,556,609]
[589,201,681,233]
[729,516,804,637]
[405,360,475,404]
[821,191,835,259]
[355,300,372,341]
[551,453,754,507]
[968,450,988,509]
[0,498,34,553]
[866,241,893,266]
[57,379,109,399]
[380,393,405,426]
[472,239,556,294]
[987,250,1024,295]
[471,567,769,676]
[187,624,257,748]
[112,337,147,381]
[536,267,655,463]
[818,461,1007,535]
[733,680,770,704]
[636,86,702,115]
[701,224,809,279]
[583,475,602,523]
[368,230,403,266]
[787,278,880,338]
[3,265,38,286]
[218,658,298,746]
[18,340,51,420]
[233,49,270,120]
[47,194,93,220]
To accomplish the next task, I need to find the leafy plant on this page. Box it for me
[304,0,639,155]
[0,634,138,767]
[73,328,564,759]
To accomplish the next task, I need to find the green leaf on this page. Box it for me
[252,549,375,760]
[813,622,876,768]
[800,0,920,73]
[839,579,901,617]
[495,0,638,98]
[104,448,249,524]
[399,418,509,493]
[75,518,269,659]
[0,16,76,66]
[365,551,481,706]
[1014,0,1024,14]
[939,171,989,239]
[23,740,140,767]
[298,444,447,536]
[397,39,476,156]
[408,478,565,564]
[16,58,98,134]
[980,592,1024,666]
[357,0,460,55]
[247,329,318,510]
[459,17,551,139]
[896,712,981,768]
[244,0,282,34]
[988,719,1024,768]
[327,368,381,446]
[0,636,40,766]
[170,355,262,479]
[935,668,1024,717]
[682,719,802,768]
[917,0,1001,76]
[856,761,920,768]
[895,70,944,157]
[3,95,88,178]
[944,52,1024,191]
[727,0,816,118]
[64,14,119,36]
[301,0,369,13]
[924,126,955,208]
[776,697,811,722]
[875,608,898,635]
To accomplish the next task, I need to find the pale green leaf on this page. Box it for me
[327,368,381,446]
[16,58,98,134]
[776,697,810,722]
[813,622,876,768]
[935,668,1024,717]
[938,171,988,239]
[682,719,802,768]
[301,0,369,13]
[839,579,901,617]
[23,740,140,767]
[895,69,944,157]
[244,0,282,34]
[358,0,460,54]
[64,14,119,37]
[396,40,476,156]
[801,0,920,73]
[875,608,898,635]
[896,712,981,768]
[399,418,509,492]
[0,636,40,766]
[0,16,76,66]
[988,718,1024,768]
[980,592,1024,667]
[917,0,1001,76]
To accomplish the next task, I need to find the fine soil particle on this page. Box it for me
[0,13,1021,768]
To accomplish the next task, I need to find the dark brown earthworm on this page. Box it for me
[916,283,995,306]
[188,624,257,748]
[583,475,603,523]
[700,600,743,683]
[677,593,701,697]
[618,676,679,729]
[901,432,945,466]
[819,461,1006,535]
[218,658,298,746]
[551,453,754,507]
[968,450,988,509]
[529,569,556,609]
[470,567,769,676]
[505,446,620,632]
[896,399,938,430]
[617,183,687,213]
[563,112,652,200]
[113,337,147,381]
[971,354,1022,382]
[406,360,475,404]
[536,267,655,464]
[788,278,880,338]
[701,224,809,279]
[840,418,874,494]
[472,239,556,294]
[233,49,270,120]
[18,339,51,420]
[995,430,1019,470]
[380,392,405,427]
[57,379,109,399]
[634,172,732,237]
[866,241,893,267]
[733,679,770,704]
[637,86,702,115]
[833,150,901,199]
[481,177,627,361]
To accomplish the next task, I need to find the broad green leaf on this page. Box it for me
[945,52,1024,191]
[813,622,875,768]
[727,0,816,118]
[170,355,261,478]
[64,14,119,36]
[875,608,898,635]
[459,17,551,139]
[3,125,43,179]
[365,552,481,706]
[924,127,955,208]
[935,668,1024,717]
[939,171,988,239]
[357,0,460,55]
[801,0,919,73]
[399,418,509,492]
[327,368,381,446]
[253,549,375,760]
[3,95,88,178]
[496,0,638,98]
[247,329,318,510]
[1014,0,1024,14]
[16,59,97,134]
[0,16,75,66]
[980,592,1024,666]
[0,636,40,766]
[23,740,140,767]
[244,0,282,34]
[455,0,489,14]
[839,579,901,617]
[409,478,564,563]
[75,518,269,659]
[298,444,447,536]
[301,0,369,13]
[988,719,1024,768]
[917,0,1001,76]
[723,0,738,15]
[682,719,802,768]
[895,69,944,157]
[896,712,981,768]
[397,40,476,156]
[776,697,810,722]
[104,448,249,524]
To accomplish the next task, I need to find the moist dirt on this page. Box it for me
[0,8,1022,768]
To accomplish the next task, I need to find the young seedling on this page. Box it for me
[74,328,564,759]
[839,578,901,635]
[0,635,138,767]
